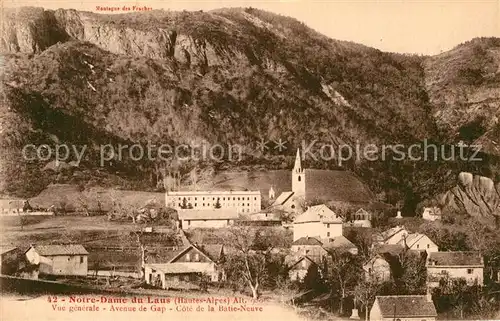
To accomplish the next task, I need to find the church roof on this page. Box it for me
[294,204,342,224]
[202,169,373,204]
[272,191,294,206]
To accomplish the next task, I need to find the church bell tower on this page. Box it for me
[292,148,305,198]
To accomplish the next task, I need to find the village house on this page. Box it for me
[375,225,409,245]
[144,243,225,289]
[363,254,392,282]
[344,208,372,228]
[363,244,410,282]
[0,247,22,275]
[177,209,240,229]
[0,199,28,215]
[370,294,437,321]
[291,237,328,256]
[293,204,343,241]
[323,235,359,255]
[398,233,439,253]
[291,235,358,258]
[25,244,88,276]
[422,207,441,221]
[286,254,325,282]
[426,251,484,287]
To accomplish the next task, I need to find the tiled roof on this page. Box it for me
[272,191,295,206]
[33,244,88,256]
[427,251,483,267]
[285,254,323,268]
[323,235,357,250]
[380,226,406,241]
[195,244,224,262]
[398,233,435,249]
[294,204,342,224]
[292,237,323,246]
[375,244,406,255]
[375,295,437,318]
[177,209,239,220]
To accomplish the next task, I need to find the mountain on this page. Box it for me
[1,7,499,218]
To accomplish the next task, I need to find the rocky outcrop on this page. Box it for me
[1,8,253,69]
[439,172,500,224]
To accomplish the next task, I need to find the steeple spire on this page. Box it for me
[293,148,302,173]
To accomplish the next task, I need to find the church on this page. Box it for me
[270,149,308,213]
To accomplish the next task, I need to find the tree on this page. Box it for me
[221,227,284,299]
[180,197,188,209]
[77,196,90,216]
[354,279,384,321]
[110,195,137,223]
[433,277,482,319]
[214,197,221,209]
[397,249,427,294]
[275,276,300,307]
[326,249,363,315]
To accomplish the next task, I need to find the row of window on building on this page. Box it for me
[175,196,257,201]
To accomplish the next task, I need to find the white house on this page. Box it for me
[376,225,409,245]
[422,207,441,221]
[370,295,437,321]
[345,208,372,228]
[177,209,239,229]
[25,244,88,276]
[398,233,439,253]
[426,251,484,287]
[292,204,343,241]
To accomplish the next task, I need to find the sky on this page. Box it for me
[4,0,500,55]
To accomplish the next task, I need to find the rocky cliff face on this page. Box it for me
[438,172,500,225]
[1,7,499,220]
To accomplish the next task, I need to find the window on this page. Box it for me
[327,224,330,228]
[80,256,84,264]
[427,244,430,248]
[186,253,191,261]
[302,260,307,268]
[416,244,420,249]
[254,197,257,200]
[195,197,197,200]
[195,203,197,207]
[327,232,330,237]
[298,176,301,181]
[467,268,473,274]
[194,253,199,262]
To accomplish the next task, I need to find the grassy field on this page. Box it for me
[0,215,179,270]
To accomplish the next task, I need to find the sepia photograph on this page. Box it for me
[0,0,499,320]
